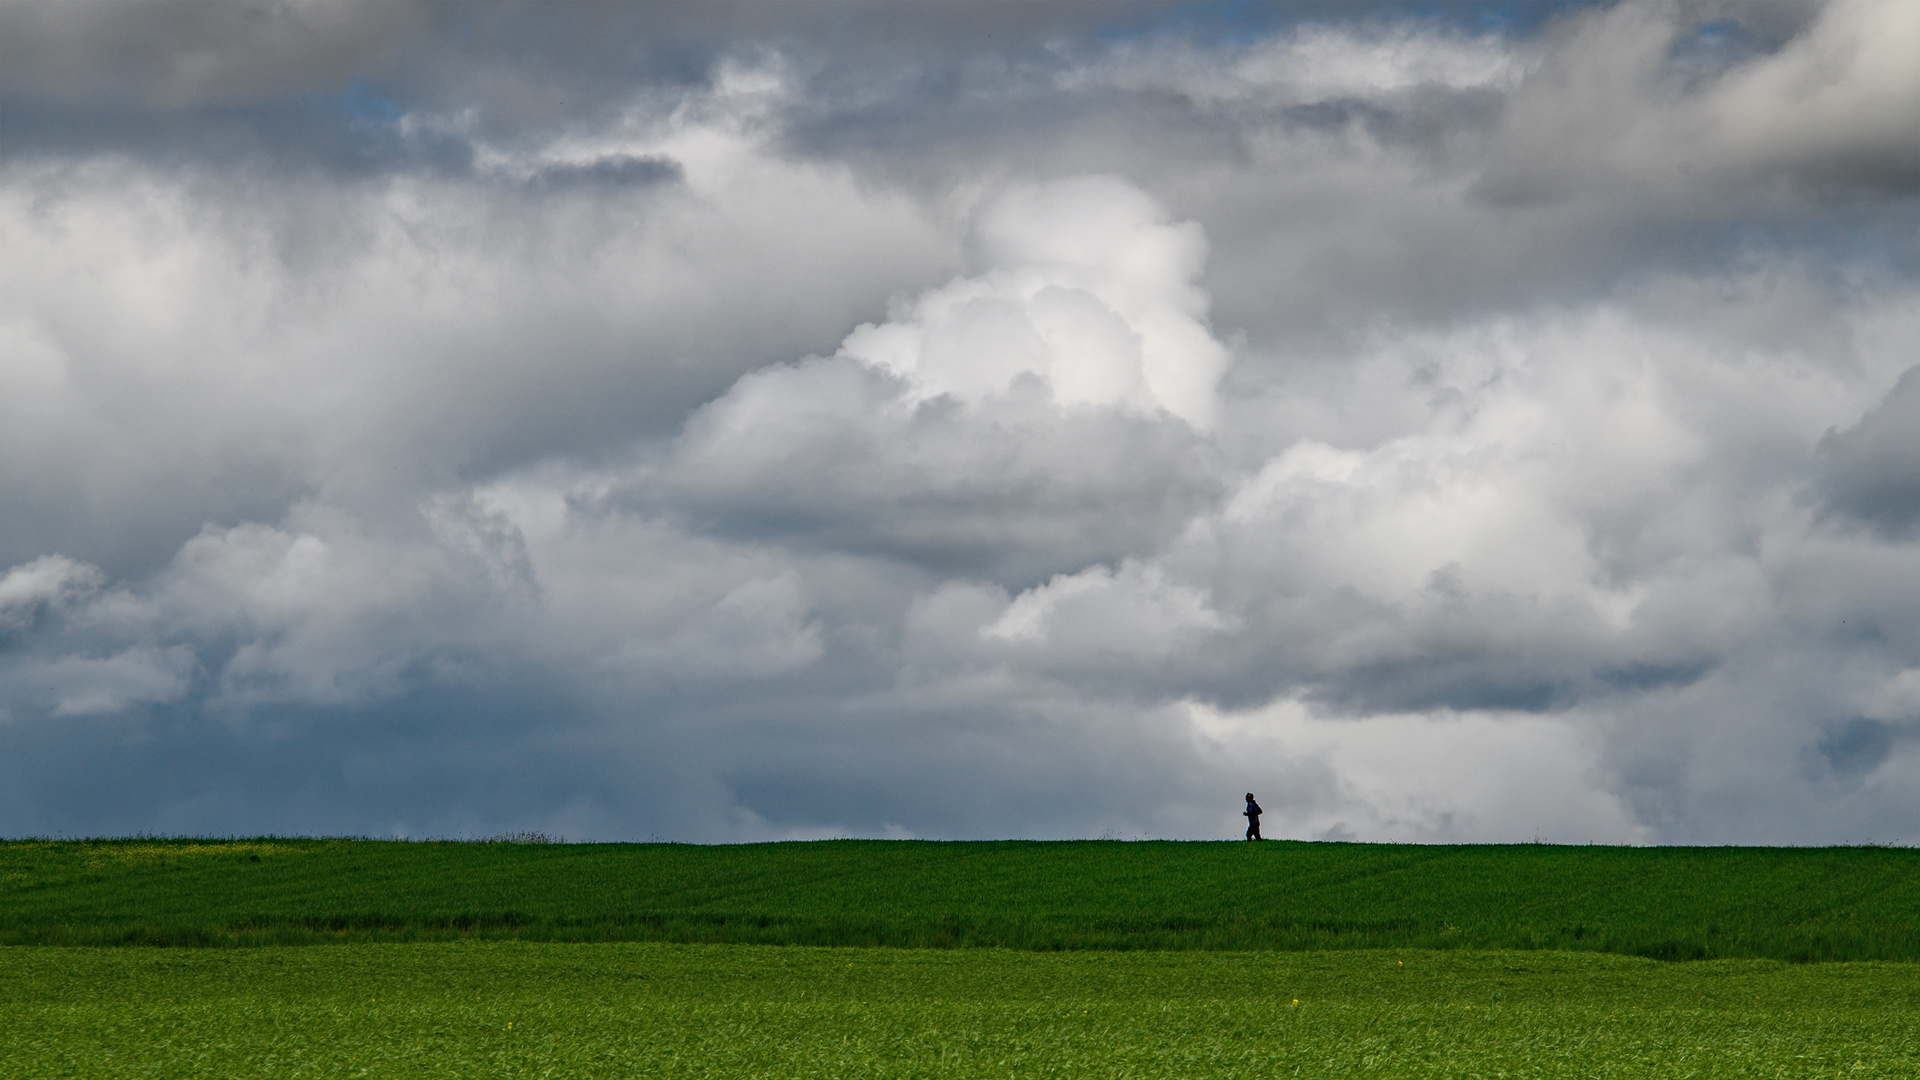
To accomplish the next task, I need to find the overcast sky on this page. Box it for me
[3,0,1919,844]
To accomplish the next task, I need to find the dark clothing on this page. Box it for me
[1244,800,1263,841]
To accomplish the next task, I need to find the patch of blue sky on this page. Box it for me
[1668,18,1769,81]
[1748,205,1920,283]
[328,81,407,129]
[261,82,476,178]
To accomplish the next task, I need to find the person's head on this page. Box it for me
[1245,793,1254,801]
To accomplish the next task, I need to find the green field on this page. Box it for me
[4,838,1919,961]
[10,840,1920,1076]
[6,942,1918,1078]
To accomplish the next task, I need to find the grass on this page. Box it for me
[4,838,1919,961]
[5,942,1918,1078]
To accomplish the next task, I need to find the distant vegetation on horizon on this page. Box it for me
[4,838,1916,962]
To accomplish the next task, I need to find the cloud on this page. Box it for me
[3,1,1920,845]
[0,556,104,633]
[613,176,1229,585]
[0,1,425,108]
[1186,697,1649,844]
[1706,0,1920,191]
[1479,0,1920,202]
[859,175,1229,428]
[984,561,1231,655]
[23,648,197,718]
[1816,365,1920,538]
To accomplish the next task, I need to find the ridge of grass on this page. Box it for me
[4,838,1918,961]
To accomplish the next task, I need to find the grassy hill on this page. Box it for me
[3,838,1916,961]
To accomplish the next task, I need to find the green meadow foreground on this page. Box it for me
[10,841,1920,1076]
[5,942,1920,1079]
[5,838,1920,960]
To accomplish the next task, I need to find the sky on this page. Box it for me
[2,0,1918,845]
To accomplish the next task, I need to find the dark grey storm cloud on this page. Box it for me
[3,0,1920,845]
